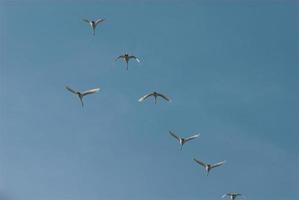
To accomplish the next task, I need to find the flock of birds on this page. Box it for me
[65,18,244,200]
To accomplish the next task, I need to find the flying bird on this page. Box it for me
[138,92,171,104]
[222,193,242,200]
[193,158,225,176]
[115,54,140,70]
[169,131,200,150]
[83,18,105,36]
[65,86,100,107]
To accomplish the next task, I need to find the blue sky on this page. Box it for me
[0,0,298,200]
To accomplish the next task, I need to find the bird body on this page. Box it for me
[138,91,171,104]
[193,158,225,175]
[65,86,100,107]
[222,193,242,200]
[83,18,105,35]
[115,53,140,70]
[169,131,199,150]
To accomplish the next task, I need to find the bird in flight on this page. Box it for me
[169,131,200,150]
[138,92,171,104]
[115,54,140,70]
[65,86,100,107]
[222,193,242,200]
[82,18,105,36]
[193,158,226,176]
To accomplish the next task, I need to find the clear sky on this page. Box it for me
[0,0,298,200]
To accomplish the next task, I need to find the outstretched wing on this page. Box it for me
[129,55,140,63]
[157,93,171,102]
[82,19,90,24]
[193,158,206,168]
[65,86,77,94]
[115,55,125,61]
[211,160,226,169]
[185,134,200,142]
[235,193,242,197]
[169,131,181,142]
[95,18,105,25]
[138,92,154,102]
[82,88,100,96]
[222,194,229,198]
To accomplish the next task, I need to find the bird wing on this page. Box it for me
[82,19,90,24]
[129,55,140,63]
[95,18,105,25]
[82,88,100,96]
[211,160,226,169]
[193,158,206,167]
[65,86,77,94]
[222,194,229,198]
[115,55,125,61]
[184,134,200,142]
[138,92,154,102]
[169,131,181,142]
[156,93,171,102]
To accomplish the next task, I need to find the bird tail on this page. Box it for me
[93,27,95,36]
[80,97,84,107]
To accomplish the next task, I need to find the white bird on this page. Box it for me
[65,86,100,107]
[83,18,105,36]
[193,158,226,176]
[138,91,171,104]
[169,131,200,150]
[222,193,242,200]
[115,53,140,70]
